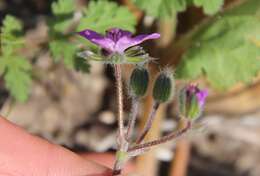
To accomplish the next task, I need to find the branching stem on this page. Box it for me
[129,120,191,152]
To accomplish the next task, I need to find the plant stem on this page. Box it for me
[114,64,125,146]
[129,120,191,152]
[126,97,139,141]
[112,160,122,176]
[113,64,128,175]
[136,101,160,144]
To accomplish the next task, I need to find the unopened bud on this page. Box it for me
[179,84,208,119]
[130,66,149,98]
[153,69,175,103]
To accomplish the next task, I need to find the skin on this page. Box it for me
[0,116,124,176]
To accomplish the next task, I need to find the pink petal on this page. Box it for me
[78,29,115,52]
[115,33,160,53]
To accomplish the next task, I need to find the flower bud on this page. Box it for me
[153,70,175,103]
[179,84,208,119]
[130,66,149,98]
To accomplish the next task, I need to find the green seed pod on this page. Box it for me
[153,70,175,103]
[130,66,149,98]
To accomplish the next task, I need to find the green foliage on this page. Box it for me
[1,15,24,51]
[49,0,78,69]
[74,56,90,72]
[52,0,75,15]
[0,56,32,102]
[193,0,224,15]
[132,0,188,18]
[0,15,32,102]
[77,0,136,32]
[49,40,90,71]
[176,0,260,90]
[49,40,78,69]
[132,0,223,18]
[51,0,76,33]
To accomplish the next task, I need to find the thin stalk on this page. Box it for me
[136,101,160,144]
[113,64,128,175]
[114,64,125,146]
[129,120,191,152]
[126,97,139,141]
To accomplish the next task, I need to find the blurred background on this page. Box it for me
[0,0,260,175]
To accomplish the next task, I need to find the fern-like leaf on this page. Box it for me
[0,15,32,101]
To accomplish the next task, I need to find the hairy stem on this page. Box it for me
[126,97,139,141]
[113,64,128,175]
[114,64,125,145]
[136,101,160,144]
[129,120,191,152]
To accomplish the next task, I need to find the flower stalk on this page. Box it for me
[114,64,125,146]
[126,97,139,141]
[129,120,191,152]
[136,101,160,144]
[113,64,129,175]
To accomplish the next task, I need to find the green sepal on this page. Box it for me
[187,94,200,119]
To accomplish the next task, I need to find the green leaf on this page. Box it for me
[74,56,90,73]
[0,15,32,102]
[176,0,260,90]
[193,0,224,15]
[49,40,77,69]
[132,0,188,18]
[52,0,75,15]
[5,57,32,102]
[1,15,25,51]
[77,0,136,32]
[50,41,90,72]
[133,0,224,18]
[51,0,76,33]
[1,55,32,102]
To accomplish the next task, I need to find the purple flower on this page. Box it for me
[186,84,208,108]
[78,28,160,54]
